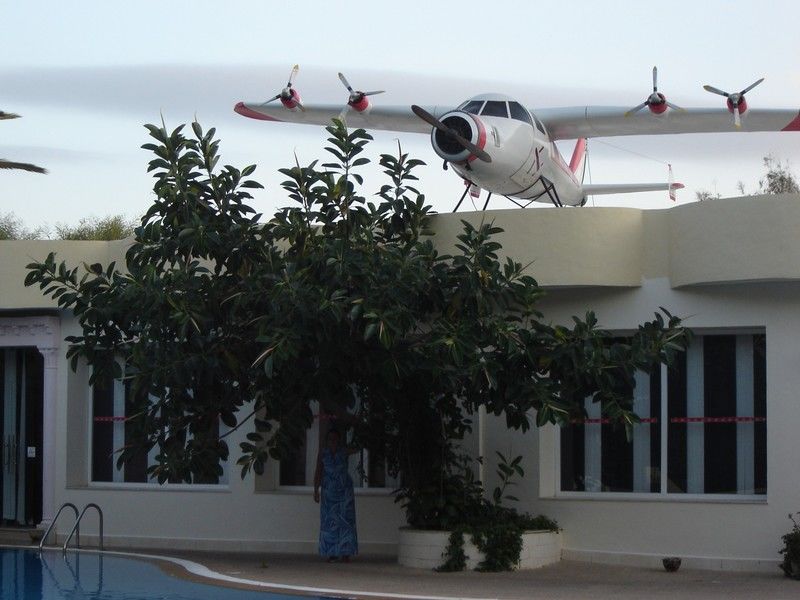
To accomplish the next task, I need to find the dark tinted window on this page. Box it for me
[533,115,547,134]
[480,101,509,118]
[460,100,484,115]
[509,101,533,125]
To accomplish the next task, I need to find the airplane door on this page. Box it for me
[1,349,43,526]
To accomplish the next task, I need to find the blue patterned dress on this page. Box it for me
[319,447,358,557]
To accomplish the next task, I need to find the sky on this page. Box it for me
[2,0,800,231]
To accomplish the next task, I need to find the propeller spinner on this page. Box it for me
[625,66,683,117]
[703,77,764,128]
[262,64,305,112]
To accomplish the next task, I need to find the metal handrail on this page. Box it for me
[38,502,80,552]
[63,503,103,553]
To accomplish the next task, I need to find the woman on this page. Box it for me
[313,428,358,562]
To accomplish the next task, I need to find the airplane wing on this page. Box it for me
[235,101,800,140]
[536,106,800,140]
[234,102,453,134]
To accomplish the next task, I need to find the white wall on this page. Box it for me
[481,278,800,570]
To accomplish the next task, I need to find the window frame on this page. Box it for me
[554,328,768,503]
[87,361,230,489]
[276,402,398,494]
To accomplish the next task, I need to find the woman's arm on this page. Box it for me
[313,450,322,503]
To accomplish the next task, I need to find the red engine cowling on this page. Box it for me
[280,88,302,110]
[727,96,747,115]
[348,95,370,113]
[430,111,487,164]
[649,93,668,115]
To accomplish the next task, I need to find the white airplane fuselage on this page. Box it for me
[430,94,585,206]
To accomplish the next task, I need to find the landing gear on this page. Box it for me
[452,184,471,213]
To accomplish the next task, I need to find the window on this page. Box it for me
[459,100,484,115]
[508,101,533,125]
[560,333,766,496]
[90,372,228,485]
[279,403,397,490]
[480,101,509,118]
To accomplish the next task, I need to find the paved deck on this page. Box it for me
[163,551,799,600]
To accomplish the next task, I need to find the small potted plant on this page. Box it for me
[780,512,800,579]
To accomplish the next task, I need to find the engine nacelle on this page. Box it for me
[649,93,668,115]
[280,88,302,111]
[430,111,487,164]
[348,94,370,113]
[727,96,747,114]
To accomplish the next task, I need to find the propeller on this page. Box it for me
[262,64,305,112]
[703,77,764,128]
[625,66,683,116]
[411,105,491,163]
[338,72,384,108]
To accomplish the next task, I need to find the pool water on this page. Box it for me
[1,548,313,600]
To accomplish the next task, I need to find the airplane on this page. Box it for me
[234,66,800,210]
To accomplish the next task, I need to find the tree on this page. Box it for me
[25,120,691,511]
[695,189,720,202]
[55,215,137,240]
[758,154,799,195]
[0,212,46,240]
[1,110,46,174]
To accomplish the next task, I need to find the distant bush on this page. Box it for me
[55,215,136,240]
[0,212,46,240]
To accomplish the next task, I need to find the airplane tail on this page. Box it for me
[582,182,685,197]
[569,138,588,183]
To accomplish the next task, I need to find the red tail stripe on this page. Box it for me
[569,138,587,174]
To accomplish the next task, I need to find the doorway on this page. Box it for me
[1,348,43,526]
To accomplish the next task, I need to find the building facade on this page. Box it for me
[1,194,798,570]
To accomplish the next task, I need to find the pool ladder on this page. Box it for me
[39,502,104,553]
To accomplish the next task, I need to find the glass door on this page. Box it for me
[1,349,43,526]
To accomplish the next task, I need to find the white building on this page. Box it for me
[1,194,798,571]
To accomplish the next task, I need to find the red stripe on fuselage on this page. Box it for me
[234,102,282,122]
[552,143,579,184]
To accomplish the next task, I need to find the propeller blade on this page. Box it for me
[0,111,21,120]
[739,77,765,96]
[412,104,452,134]
[624,102,648,117]
[338,72,353,92]
[0,159,47,174]
[296,98,306,113]
[362,90,385,97]
[652,66,658,92]
[260,94,282,106]
[288,64,299,87]
[411,105,491,163]
[338,105,349,124]
[703,84,729,97]
[733,105,741,128]
[665,101,685,112]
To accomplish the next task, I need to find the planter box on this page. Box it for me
[398,528,561,570]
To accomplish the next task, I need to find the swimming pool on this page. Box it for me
[1,547,318,600]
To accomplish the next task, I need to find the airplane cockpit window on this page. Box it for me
[460,100,484,115]
[532,115,547,135]
[480,100,509,118]
[509,101,533,126]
